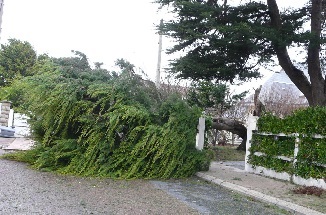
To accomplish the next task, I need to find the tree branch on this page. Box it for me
[211,117,246,138]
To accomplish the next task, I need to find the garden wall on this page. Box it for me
[245,115,326,189]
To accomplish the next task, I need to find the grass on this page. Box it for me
[208,145,246,161]
[0,149,38,164]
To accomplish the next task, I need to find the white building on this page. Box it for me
[259,70,308,105]
[240,70,309,117]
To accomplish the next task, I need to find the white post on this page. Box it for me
[8,108,13,127]
[196,117,205,150]
[292,136,300,175]
[245,115,259,171]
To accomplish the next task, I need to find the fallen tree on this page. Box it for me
[1,54,210,179]
[212,117,247,151]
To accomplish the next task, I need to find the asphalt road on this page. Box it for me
[0,149,290,215]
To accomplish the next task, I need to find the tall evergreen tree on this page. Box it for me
[156,0,326,106]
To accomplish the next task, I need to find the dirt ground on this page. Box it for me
[0,148,290,215]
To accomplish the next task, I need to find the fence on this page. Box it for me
[245,115,326,189]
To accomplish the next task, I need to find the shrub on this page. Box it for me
[250,107,326,179]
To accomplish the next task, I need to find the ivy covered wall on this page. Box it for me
[248,107,326,180]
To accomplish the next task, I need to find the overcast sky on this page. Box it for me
[0,0,168,81]
[0,0,308,92]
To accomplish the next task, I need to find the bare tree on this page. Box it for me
[260,84,308,117]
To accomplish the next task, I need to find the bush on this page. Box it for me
[1,57,210,179]
[250,107,326,179]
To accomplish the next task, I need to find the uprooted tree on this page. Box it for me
[0,50,210,178]
[211,117,247,149]
[186,80,248,150]
[156,0,326,106]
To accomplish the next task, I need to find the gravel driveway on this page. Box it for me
[0,149,289,215]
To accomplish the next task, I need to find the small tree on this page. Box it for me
[260,85,308,117]
[0,38,37,86]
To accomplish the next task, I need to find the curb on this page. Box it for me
[196,172,325,215]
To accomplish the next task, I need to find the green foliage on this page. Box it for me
[251,134,295,157]
[250,107,326,179]
[294,163,326,179]
[187,81,247,114]
[156,1,271,82]
[101,101,208,179]
[155,0,314,82]
[0,38,37,86]
[52,50,91,72]
[256,112,283,134]
[257,107,326,135]
[156,1,326,106]
[249,155,293,173]
[295,137,326,179]
[1,145,42,165]
[249,134,295,174]
[285,107,326,135]
[2,55,210,179]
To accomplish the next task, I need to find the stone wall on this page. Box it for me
[0,101,12,127]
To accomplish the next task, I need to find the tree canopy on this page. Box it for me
[156,0,326,106]
[187,81,247,115]
[0,38,37,86]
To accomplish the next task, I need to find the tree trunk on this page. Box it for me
[212,117,247,151]
[267,0,326,106]
[307,0,326,106]
[253,85,264,116]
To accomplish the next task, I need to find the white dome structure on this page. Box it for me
[259,70,308,105]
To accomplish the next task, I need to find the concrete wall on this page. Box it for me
[13,113,30,137]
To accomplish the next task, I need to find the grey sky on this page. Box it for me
[0,0,310,92]
[0,0,165,80]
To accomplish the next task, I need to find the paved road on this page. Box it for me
[0,149,289,215]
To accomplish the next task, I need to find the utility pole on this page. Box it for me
[0,0,4,37]
[155,19,163,88]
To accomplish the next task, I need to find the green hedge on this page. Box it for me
[249,107,326,179]
[257,107,326,135]
[249,154,293,173]
[251,134,295,157]
[294,137,326,178]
